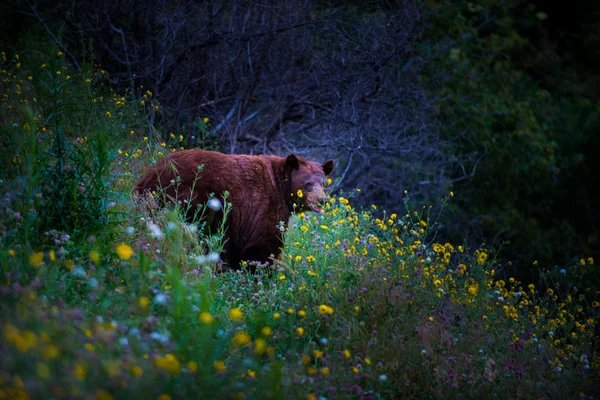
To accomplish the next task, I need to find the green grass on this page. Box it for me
[0,47,599,400]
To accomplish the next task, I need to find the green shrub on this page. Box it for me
[0,46,154,250]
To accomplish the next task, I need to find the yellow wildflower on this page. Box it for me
[199,312,214,324]
[131,365,143,377]
[90,250,100,264]
[73,362,87,381]
[318,304,334,315]
[116,244,133,260]
[36,363,50,379]
[139,297,149,308]
[154,354,181,374]
[187,361,198,373]
[477,252,488,265]
[261,326,273,337]
[29,251,44,267]
[254,338,267,355]
[232,331,251,347]
[214,360,227,372]
[229,308,243,321]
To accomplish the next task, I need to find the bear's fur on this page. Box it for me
[134,149,334,270]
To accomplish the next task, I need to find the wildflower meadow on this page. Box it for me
[1,48,599,400]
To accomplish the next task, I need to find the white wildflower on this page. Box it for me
[207,198,222,211]
[148,223,164,239]
[207,252,220,263]
[154,293,167,305]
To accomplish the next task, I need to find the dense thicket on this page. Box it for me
[1,0,598,281]
[423,0,600,283]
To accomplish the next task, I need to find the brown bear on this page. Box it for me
[134,149,334,271]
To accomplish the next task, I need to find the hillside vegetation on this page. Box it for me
[1,45,599,400]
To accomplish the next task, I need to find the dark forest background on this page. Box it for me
[2,0,599,284]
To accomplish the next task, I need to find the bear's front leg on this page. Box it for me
[241,236,282,273]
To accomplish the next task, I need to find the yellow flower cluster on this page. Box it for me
[154,353,181,374]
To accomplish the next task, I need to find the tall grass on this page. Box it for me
[0,46,598,399]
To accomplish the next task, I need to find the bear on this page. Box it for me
[134,149,334,271]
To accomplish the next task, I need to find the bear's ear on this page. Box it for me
[322,159,334,176]
[284,154,299,170]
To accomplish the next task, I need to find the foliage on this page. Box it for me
[1,187,599,398]
[1,0,453,217]
[423,0,600,278]
[0,10,599,400]
[0,46,155,248]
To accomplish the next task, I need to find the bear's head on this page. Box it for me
[284,154,334,213]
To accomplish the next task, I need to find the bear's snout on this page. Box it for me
[306,185,327,213]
